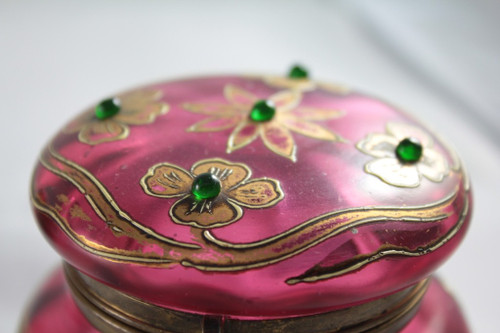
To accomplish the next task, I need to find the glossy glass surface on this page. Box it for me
[31,76,471,318]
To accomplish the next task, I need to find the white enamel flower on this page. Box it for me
[356,122,450,188]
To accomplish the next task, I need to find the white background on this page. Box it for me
[1,1,499,332]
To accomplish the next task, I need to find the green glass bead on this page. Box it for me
[191,173,221,200]
[396,138,423,163]
[95,98,121,120]
[288,65,308,79]
[249,100,275,122]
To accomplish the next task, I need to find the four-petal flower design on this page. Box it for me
[183,85,345,162]
[356,122,450,187]
[64,90,168,145]
[140,158,284,228]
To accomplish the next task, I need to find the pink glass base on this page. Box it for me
[19,267,470,333]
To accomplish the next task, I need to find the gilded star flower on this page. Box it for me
[183,85,345,162]
[356,122,450,187]
[64,90,168,145]
[140,158,284,229]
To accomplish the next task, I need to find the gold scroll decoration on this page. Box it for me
[32,145,469,284]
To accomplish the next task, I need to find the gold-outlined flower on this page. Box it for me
[263,76,351,95]
[356,122,450,188]
[183,85,345,162]
[64,90,168,145]
[140,158,284,229]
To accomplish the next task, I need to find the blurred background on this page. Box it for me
[1,0,499,331]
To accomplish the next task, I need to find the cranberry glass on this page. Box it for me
[22,75,471,332]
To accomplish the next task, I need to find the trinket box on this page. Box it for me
[22,68,471,332]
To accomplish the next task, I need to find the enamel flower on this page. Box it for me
[64,90,168,145]
[356,122,450,188]
[261,65,349,93]
[263,76,350,95]
[140,158,284,229]
[248,65,351,94]
[183,85,345,162]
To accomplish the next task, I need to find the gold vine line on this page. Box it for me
[182,190,457,272]
[33,145,467,283]
[286,193,469,284]
[43,145,200,250]
[31,187,174,265]
[202,192,455,251]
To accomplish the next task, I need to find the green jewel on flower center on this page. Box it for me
[249,100,276,122]
[396,138,423,163]
[95,98,121,120]
[288,65,309,79]
[191,173,221,200]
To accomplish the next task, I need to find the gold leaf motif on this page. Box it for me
[261,122,297,162]
[182,102,236,115]
[183,85,345,162]
[141,163,193,198]
[263,76,316,91]
[292,107,344,121]
[78,121,129,145]
[268,89,301,111]
[187,116,241,132]
[227,122,260,153]
[263,75,351,95]
[170,195,243,228]
[64,90,168,145]
[36,145,467,282]
[228,179,284,208]
[141,158,283,228]
[224,84,258,106]
[280,115,345,142]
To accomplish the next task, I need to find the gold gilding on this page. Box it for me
[183,85,345,162]
[32,144,468,283]
[63,90,168,145]
[140,158,284,228]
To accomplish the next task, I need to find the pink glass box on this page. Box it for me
[22,71,471,332]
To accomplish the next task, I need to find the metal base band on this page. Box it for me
[64,264,429,333]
